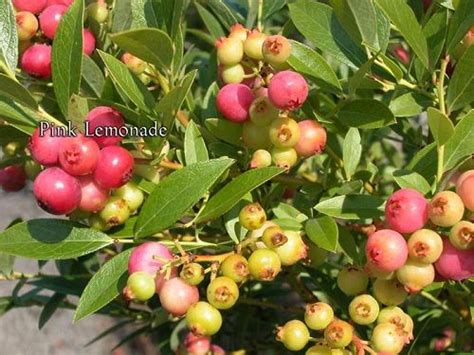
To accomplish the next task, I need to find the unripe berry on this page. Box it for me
[159,277,199,316]
[186,302,222,336]
[371,323,405,354]
[87,1,109,23]
[13,0,47,14]
[58,135,100,176]
[262,35,292,65]
[2,141,23,157]
[220,254,249,283]
[434,238,474,281]
[262,226,288,248]
[21,43,52,78]
[28,128,62,166]
[121,52,147,75]
[239,202,266,230]
[24,160,42,180]
[307,244,328,267]
[377,306,414,343]
[407,229,443,264]
[365,229,408,272]
[268,71,308,111]
[305,345,332,355]
[113,181,144,213]
[269,117,301,148]
[243,30,267,60]
[93,146,134,189]
[228,23,248,42]
[248,248,281,281]
[181,332,211,355]
[337,265,369,296]
[348,294,379,325]
[216,84,254,123]
[39,4,67,39]
[373,278,407,306]
[449,221,473,250]
[124,271,155,302]
[16,12,39,41]
[249,96,279,126]
[385,188,429,233]
[180,263,205,286]
[242,122,271,150]
[99,196,130,227]
[324,320,353,348]
[250,149,272,169]
[216,37,244,65]
[429,191,465,227]
[85,106,125,147]
[276,320,309,352]
[207,276,239,310]
[295,120,327,157]
[33,167,81,215]
[88,214,109,231]
[221,63,245,84]
[364,261,395,280]
[274,230,307,266]
[456,170,474,211]
[78,176,109,212]
[249,220,278,239]
[304,302,334,330]
[83,29,96,56]
[0,165,27,192]
[271,147,298,170]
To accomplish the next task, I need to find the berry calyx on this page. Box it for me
[242,122,272,150]
[276,320,310,351]
[337,265,369,296]
[21,43,52,78]
[16,11,39,41]
[186,301,222,336]
[113,181,144,213]
[219,254,249,283]
[39,4,67,39]
[377,306,414,343]
[58,135,100,176]
[262,226,288,248]
[271,146,298,170]
[77,176,109,213]
[0,165,27,192]
[243,30,267,60]
[371,323,405,354]
[249,96,279,126]
[294,120,327,157]
[407,229,443,264]
[269,117,301,148]
[221,63,245,84]
[239,202,267,230]
[216,84,254,123]
[13,0,47,14]
[228,23,248,42]
[99,196,130,227]
[365,229,408,272]
[159,277,199,316]
[385,188,429,233]
[429,191,465,227]
[304,302,334,330]
[33,167,81,215]
[373,278,407,306]
[268,70,308,110]
[207,276,239,310]
[216,37,244,65]
[449,221,473,250]
[348,294,380,325]
[324,320,353,348]
[456,170,474,211]
[262,35,292,65]
[180,263,205,286]
[124,271,155,302]
[250,149,272,169]
[274,230,307,266]
[434,238,474,281]
[93,146,134,189]
[85,106,126,147]
[83,29,96,56]
[248,248,281,281]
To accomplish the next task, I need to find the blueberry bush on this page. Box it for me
[0,0,473,353]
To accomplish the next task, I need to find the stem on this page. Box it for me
[37,107,65,127]
[194,251,234,263]
[257,0,264,32]
[325,145,344,168]
[0,272,38,281]
[420,290,461,320]
[159,160,183,170]
[0,60,18,82]
[436,57,449,184]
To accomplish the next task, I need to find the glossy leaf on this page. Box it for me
[393,170,431,195]
[427,107,455,146]
[184,121,209,165]
[0,0,18,72]
[447,45,474,112]
[338,99,395,129]
[82,55,105,98]
[205,118,243,146]
[444,110,474,171]
[343,128,362,179]
[446,0,474,55]
[305,216,339,252]
[0,74,37,109]
[389,93,432,117]
[315,194,385,219]
[194,2,225,40]
[0,99,37,134]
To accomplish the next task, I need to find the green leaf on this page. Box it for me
[195,2,225,40]
[393,170,431,195]
[337,225,362,265]
[0,98,37,134]
[272,203,308,223]
[315,194,385,219]
[375,5,390,53]
[406,142,437,181]
[444,110,474,171]
[348,57,376,95]
[38,293,65,330]
[98,51,155,113]
[287,41,342,92]
[196,167,285,223]
[0,126,27,146]
[338,99,395,129]
[427,107,455,146]
[205,118,243,146]
[74,249,132,321]
[0,0,18,72]
[0,219,112,260]
[0,253,14,276]
[110,29,174,71]
[274,218,302,231]
[289,0,366,67]
[82,55,105,97]
[135,158,234,237]
[111,0,132,33]
[375,0,429,69]
[305,216,339,252]
[207,0,240,29]
[131,0,159,28]
[0,74,37,109]
[184,121,209,165]
[389,92,432,117]
[447,45,474,111]
[446,0,474,54]
[343,128,362,180]
[52,0,84,117]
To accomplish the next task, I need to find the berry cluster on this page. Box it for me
[27,106,142,230]
[214,24,327,170]
[14,0,106,78]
